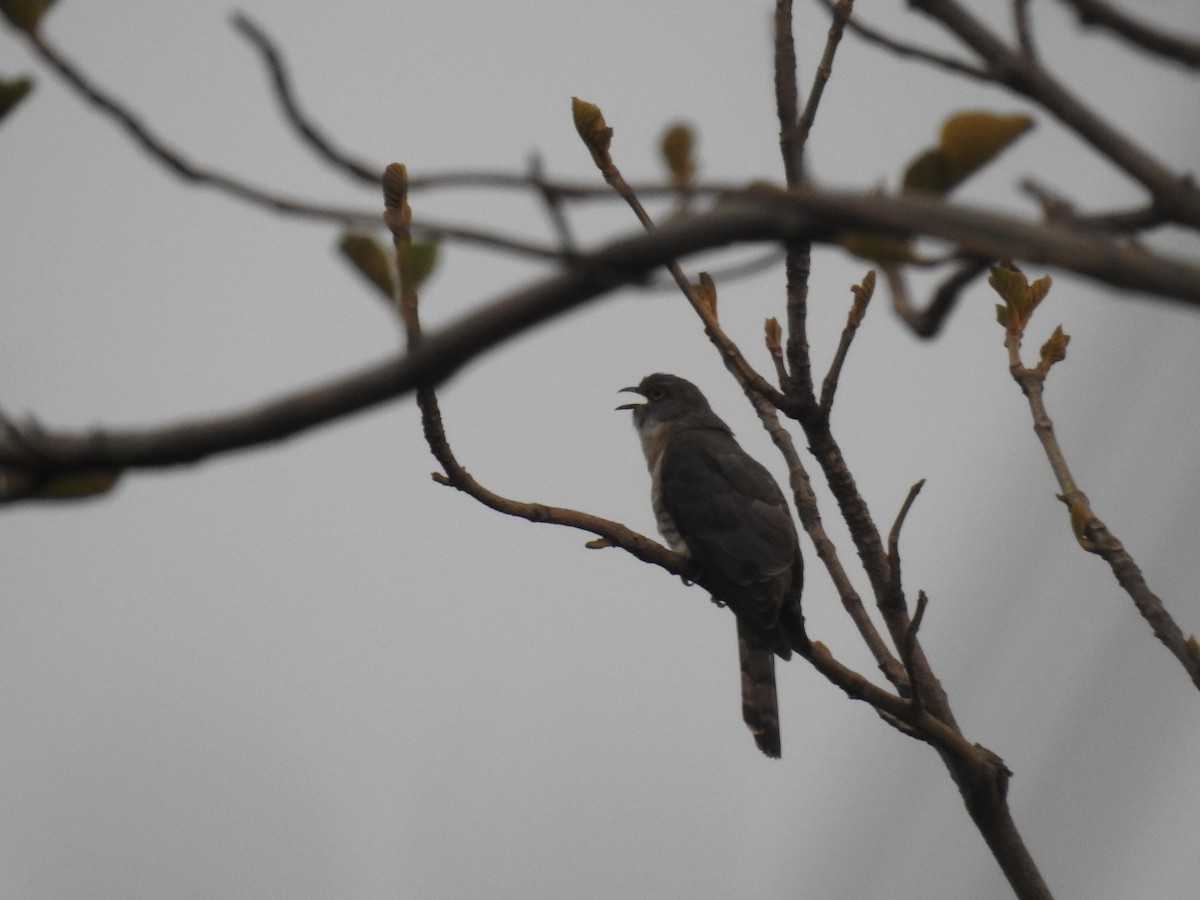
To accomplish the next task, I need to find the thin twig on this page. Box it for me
[528,151,578,256]
[820,0,991,78]
[1012,0,1039,59]
[886,479,926,611]
[753,392,907,687]
[380,165,696,588]
[1058,0,1200,69]
[576,102,786,408]
[1001,288,1200,690]
[794,0,854,162]
[898,258,991,339]
[231,12,380,184]
[774,0,804,187]
[774,1,816,402]
[819,270,875,414]
[902,591,930,714]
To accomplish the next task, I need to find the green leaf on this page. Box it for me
[987,264,1029,309]
[940,111,1034,176]
[660,122,695,185]
[988,264,1052,332]
[901,148,955,195]
[902,110,1034,196]
[398,239,440,294]
[1038,324,1070,369]
[338,231,396,301]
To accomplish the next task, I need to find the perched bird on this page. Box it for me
[619,373,807,758]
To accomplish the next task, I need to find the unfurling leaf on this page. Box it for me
[1038,325,1070,370]
[660,122,695,186]
[338,231,396,301]
[398,239,440,294]
[901,148,955,195]
[988,264,1051,333]
[571,96,613,170]
[903,110,1033,196]
[0,0,57,30]
[987,264,1029,308]
[1025,274,1052,309]
[940,111,1034,174]
[0,75,33,123]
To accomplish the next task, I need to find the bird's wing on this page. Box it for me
[658,428,798,624]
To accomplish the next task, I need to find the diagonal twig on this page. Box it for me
[819,270,875,414]
[1058,0,1200,69]
[999,275,1200,690]
[231,12,381,184]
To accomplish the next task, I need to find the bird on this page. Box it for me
[618,373,806,758]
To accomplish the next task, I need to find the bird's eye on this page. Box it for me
[647,386,666,401]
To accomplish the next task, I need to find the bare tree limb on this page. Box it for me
[1012,0,1039,59]
[793,0,855,173]
[999,272,1200,690]
[816,0,991,78]
[231,11,380,184]
[1057,0,1200,69]
[4,188,1200,473]
[819,270,875,414]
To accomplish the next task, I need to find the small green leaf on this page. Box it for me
[902,110,1034,196]
[988,264,1052,333]
[398,239,440,294]
[338,231,396,301]
[987,264,1029,309]
[1038,324,1070,369]
[940,111,1034,176]
[901,148,955,195]
[660,122,695,186]
[0,75,33,124]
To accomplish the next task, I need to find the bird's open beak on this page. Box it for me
[615,386,645,411]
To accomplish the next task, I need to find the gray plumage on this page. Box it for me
[620,373,806,757]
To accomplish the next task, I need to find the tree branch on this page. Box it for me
[999,272,1200,690]
[1057,0,1200,69]
[5,189,1200,472]
[231,11,380,184]
[908,0,1200,227]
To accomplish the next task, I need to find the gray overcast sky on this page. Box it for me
[3,2,1200,898]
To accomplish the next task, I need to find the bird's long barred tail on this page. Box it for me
[737,621,782,759]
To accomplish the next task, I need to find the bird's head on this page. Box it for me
[617,373,717,431]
